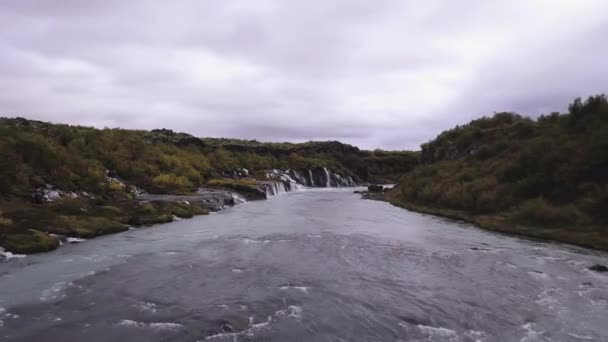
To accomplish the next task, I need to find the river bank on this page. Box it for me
[0,168,357,256]
[358,188,608,251]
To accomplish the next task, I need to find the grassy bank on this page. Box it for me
[383,192,608,251]
[0,197,210,254]
[385,95,608,251]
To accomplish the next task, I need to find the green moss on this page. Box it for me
[0,229,59,254]
[206,178,266,200]
[128,213,173,226]
[53,216,128,238]
[385,193,608,251]
[164,201,208,218]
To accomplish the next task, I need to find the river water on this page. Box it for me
[1,188,607,341]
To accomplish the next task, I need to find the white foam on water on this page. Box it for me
[279,286,310,294]
[231,268,244,273]
[568,332,593,340]
[535,288,563,310]
[416,324,458,340]
[520,323,548,342]
[40,281,69,302]
[0,308,20,328]
[147,322,184,330]
[242,238,271,244]
[528,271,550,281]
[500,262,519,269]
[566,259,587,267]
[118,319,183,330]
[464,329,488,342]
[172,215,181,221]
[0,248,27,261]
[135,301,158,313]
[203,313,275,340]
[274,305,302,319]
[66,237,87,244]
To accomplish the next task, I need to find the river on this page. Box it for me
[0,188,607,341]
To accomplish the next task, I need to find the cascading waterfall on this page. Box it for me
[323,167,331,187]
[259,168,356,197]
[228,192,247,204]
[266,169,305,192]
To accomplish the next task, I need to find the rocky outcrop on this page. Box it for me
[138,189,246,212]
[368,184,384,192]
[31,185,94,204]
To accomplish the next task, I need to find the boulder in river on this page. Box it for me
[588,264,608,272]
[367,184,384,192]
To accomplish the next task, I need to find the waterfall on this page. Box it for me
[266,169,305,191]
[228,192,247,204]
[323,167,331,187]
[260,168,355,196]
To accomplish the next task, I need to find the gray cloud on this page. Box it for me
[1,0,607,150]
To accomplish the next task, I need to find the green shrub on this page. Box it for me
[0,229,59,254]
[511,198,590,227]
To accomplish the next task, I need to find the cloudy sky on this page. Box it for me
[1,1,607,149]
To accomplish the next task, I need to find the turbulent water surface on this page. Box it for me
[1,188,607,341]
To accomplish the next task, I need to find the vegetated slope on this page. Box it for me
[0,118,418,253]
[0,118,417,197]
[387,95,608,250]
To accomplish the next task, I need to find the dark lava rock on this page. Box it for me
[588,264,608,272]
[220,323,235,333]
[368,184,384,192]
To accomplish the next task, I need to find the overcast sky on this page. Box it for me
[1,1,607,149]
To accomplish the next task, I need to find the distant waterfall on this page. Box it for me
[323,168,331,187]
[260,168,355,197]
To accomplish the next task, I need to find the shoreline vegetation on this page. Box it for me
[1,94,607,255]
[363,95,608,251]
[383,194,608,251]
[0,117,416,254]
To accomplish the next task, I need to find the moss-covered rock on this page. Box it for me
[206,178,267,200]
[164,201,209,218]
[52,216,128,238]
[0,229,59,254]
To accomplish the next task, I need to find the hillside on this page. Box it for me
[0,118,418,254]
[386,95,608,250]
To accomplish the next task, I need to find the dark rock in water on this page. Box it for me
[361,191,384,200]
[220,322,235,333]
[588,264,608,272]
[582,281,593,286]
[353,190,362,194]
[368,184,384,192]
